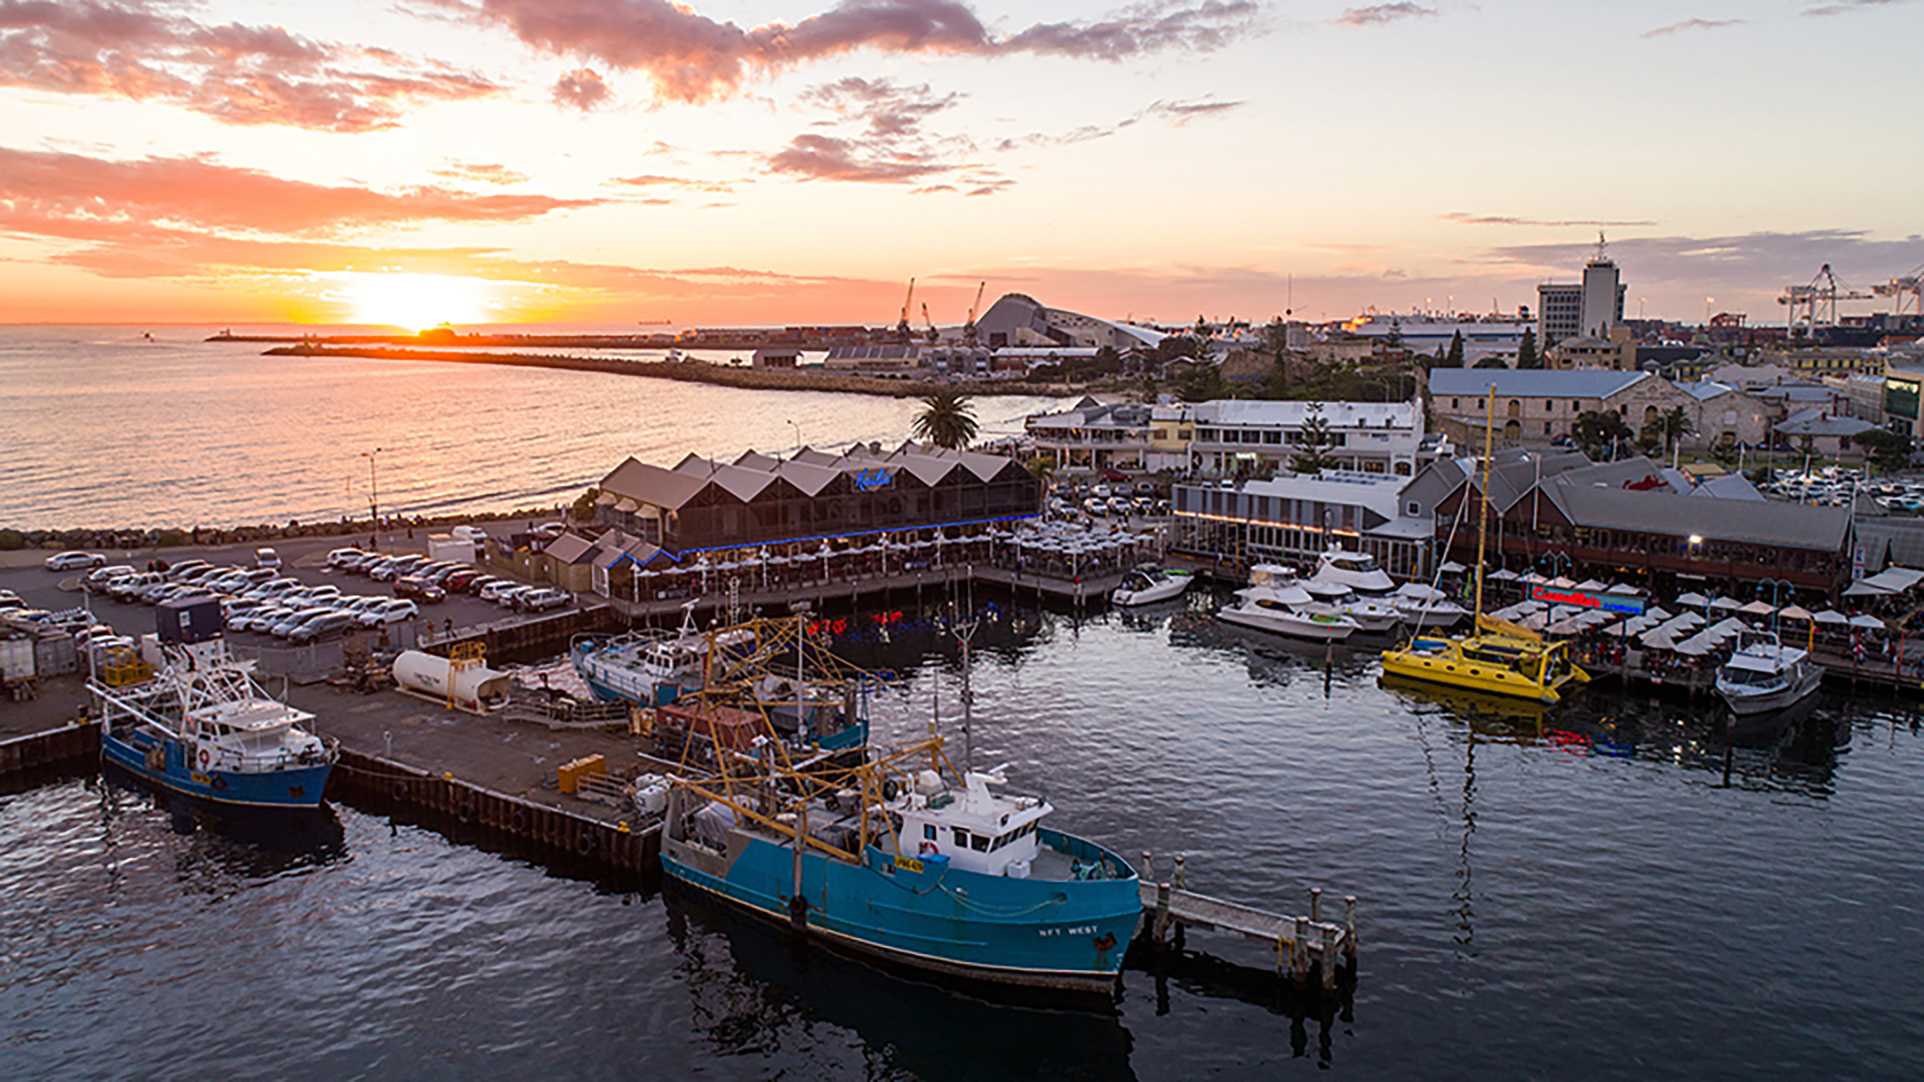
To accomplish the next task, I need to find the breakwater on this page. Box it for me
[262,344,1027,399]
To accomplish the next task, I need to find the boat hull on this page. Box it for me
[1718,666,1823,715]
[1111,577,1190,606]
[662,828,1141,992]
[1380,645,1584,704]
[1218,606,1358,641]
[102,726,331,808]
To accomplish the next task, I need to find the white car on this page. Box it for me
[477,580,523,603]
[514,587,572,612]
[84,565,138,587]
[45,551,105,572]
[358,599,419,626]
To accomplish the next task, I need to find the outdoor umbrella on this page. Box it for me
[1849,614,1887,630]
[1779,604,1814,622]
[1677,591,1709,607]
[1738,600,1776,616]
[1814,610,1849,625]
[1708,596,1743,612]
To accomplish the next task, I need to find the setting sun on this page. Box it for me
[338,272,497,329]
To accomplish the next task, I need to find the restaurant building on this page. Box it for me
[1171,470,1436,579]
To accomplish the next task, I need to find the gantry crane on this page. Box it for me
[1873,263,1924,319]
[1778,264,1876,329]
[921,302,939,343]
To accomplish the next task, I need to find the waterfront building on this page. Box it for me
[1171,470,1435,579]
[1882,362,1924,440]
[1433,455,1853,596]
[1188,398,1424,477]
[1024,398,1154,472]
[1146,402,1196,473]
[1773,408,1879,456]
[1545,330,1636,371]
[590,443,1041,568]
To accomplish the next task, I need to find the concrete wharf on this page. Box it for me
[587,563,1134,625]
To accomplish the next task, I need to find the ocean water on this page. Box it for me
[5,596,1924,1079]
[0,324,1057,530]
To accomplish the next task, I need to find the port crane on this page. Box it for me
[1873,263,1924,319]
[1778,264,1875,329]
[962,281,986,345]
[895,278,916,343]
[920,302,940,343]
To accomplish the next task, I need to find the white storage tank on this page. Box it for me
[391,650,512,712]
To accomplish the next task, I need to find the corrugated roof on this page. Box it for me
[1430,369,1648,399]
[1195,399,1418,429]
[600,457,708,511]
[543,533,597,565]
[1546,482,1850,551]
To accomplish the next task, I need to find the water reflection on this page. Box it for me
[98,765,347,879]
[665,885,1139,1082]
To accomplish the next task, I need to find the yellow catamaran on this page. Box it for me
[1380,390,1590,703]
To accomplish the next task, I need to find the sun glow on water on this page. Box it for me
[336,272,498,329]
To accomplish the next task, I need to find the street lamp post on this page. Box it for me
[786,419,801,455]
[361,447,384,547]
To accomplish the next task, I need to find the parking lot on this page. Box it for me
[1,529,573,679]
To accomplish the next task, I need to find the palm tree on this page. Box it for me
[912,389,979,449]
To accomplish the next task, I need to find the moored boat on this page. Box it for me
[1111,567,1193,606]
[1217,566,1360,641]
[660,736,1141,992]
[571,602,755,706]
[1715,630,1823,715]
[93,597,336,808]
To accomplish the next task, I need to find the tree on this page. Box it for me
[1290,404,1338,474]
[1855,428,1914,475]
[911,389,979,449]
[571,487,600,522]
[1656,406,1693,453]
[1575,409,1633,460]
[1431,344,1452,368]
[1473,355,1508,369]
[1262,318,1290,398]
[1386,320,1402,351]
[1516,327,1541,369]
[1178,363,1228,403]
[1446,330,1465,368]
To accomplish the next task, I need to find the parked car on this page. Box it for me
[326,548,366,570]
[490,584,535,608]
[269,607,335,638]
[394,575,447,603]
[44,551,106,572]
[358,599,419,626]
[1102,469,1129,483]
[477,580,522,603]
[255,547,281,570]
[288,611,357,643]
[451,525,489,545]
[460,574,501,596]
[84,565,138,588]
[107,572,164,601]
[443,569,484,593]
[162,559,213,581]
[514,587,572,612]
[234,605,292,633]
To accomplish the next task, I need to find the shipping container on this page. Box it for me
[0,637,33,682]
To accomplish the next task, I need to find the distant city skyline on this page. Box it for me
[1,0,1919,329]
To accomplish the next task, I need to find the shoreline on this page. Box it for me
[0,508,560,566]
[262,344,1053,399]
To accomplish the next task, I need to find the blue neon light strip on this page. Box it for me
[609,512,1041,569]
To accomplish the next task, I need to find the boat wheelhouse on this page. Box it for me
[1715,630,1823,715]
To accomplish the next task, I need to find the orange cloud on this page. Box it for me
[0,0,501,131]
[475,0,1262,104]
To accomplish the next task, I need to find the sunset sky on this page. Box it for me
[2,0,1919,329]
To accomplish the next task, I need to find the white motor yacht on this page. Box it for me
[1312,548,1398,594]
[1217,566,1360,641]
[1391,582,1470,628]
[1715,630,1823,715]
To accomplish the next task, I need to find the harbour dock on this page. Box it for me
[1138,851,1357,991]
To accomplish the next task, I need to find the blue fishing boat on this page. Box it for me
[661,737,1141,992]
[571,603,755,707]
[91,597,336,809]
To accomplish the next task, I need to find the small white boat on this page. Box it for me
[1111,567,1193,607]
[1217,566,1359,641]
[1715,631,1823,715]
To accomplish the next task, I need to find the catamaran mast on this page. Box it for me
[1474,388,1494,626]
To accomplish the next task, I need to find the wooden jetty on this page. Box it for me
[1138,850,1357,991]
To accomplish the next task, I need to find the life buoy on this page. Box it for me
[458,799,476,824]
[919,840,939,856]
[198,748,209,768]
[511,807,530,833]
[576,832,596,855]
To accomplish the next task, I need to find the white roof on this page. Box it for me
[1193,399,1419,430]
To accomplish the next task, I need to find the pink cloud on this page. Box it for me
[0,0,502,131]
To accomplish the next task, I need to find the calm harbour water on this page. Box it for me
[5,326,1924,1076]
[6,599,1924,1079]
[0,324,1056,530]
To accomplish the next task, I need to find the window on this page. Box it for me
[1408,501,1421,516]
[1545,422,1552,435]
[971,833,989,852]
[1546,400,1554,411]
[952,827,969,848]
[1452,398,1460,410]
[1571,400,1580,412]
[924,824,936,841]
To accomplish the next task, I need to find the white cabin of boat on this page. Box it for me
[892,768,1054,879]
[1313,548,1397,595]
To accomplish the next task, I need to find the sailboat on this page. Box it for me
[1379,390,1589,704]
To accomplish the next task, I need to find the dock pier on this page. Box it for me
[1138,851,1357,991]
